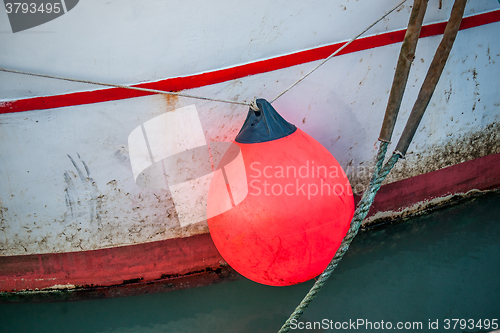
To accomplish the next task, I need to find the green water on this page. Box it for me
[1,193,499,333]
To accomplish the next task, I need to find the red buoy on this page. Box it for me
[207,99,354,286]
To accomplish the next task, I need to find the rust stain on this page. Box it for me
[162,93,180,110]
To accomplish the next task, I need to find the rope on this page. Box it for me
[277,1,466,330]
[2,1,407,110]
[271,0,408,103]
[278,142,401,333]
[0,68,252,108]
[249,98,260,112]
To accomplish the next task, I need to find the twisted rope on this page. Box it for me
[0,68,252,108]
[278,142,401,333]
[277,0,469,329]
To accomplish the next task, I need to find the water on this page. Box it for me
[1,193,499,332]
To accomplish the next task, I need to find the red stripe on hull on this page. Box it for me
[1,153,499,297]
[0,233,225,293]
[1,10,499,114]
[364,153,500,219]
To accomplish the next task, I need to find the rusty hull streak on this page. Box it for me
[161,92,180,111]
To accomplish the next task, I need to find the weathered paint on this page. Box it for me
[361,152,500,225]
[349,121,500,193]
[1,152,499,296]
[1,13,499,256]
[0,266,240,303]
[1,1,500,293]
[6,0,500,99]
[2,9,500,114]
[0,233,226,292]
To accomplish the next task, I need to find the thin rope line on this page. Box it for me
[277,143,401,333]
[1,0,406,109]
[271,0,408,103]
[0,68,251,108]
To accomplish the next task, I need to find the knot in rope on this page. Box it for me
[249,98,260,112]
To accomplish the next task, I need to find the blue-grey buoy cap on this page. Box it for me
[235,99,297,144]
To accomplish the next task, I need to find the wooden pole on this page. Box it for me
[379,0,428,143]
[395,0,467,155]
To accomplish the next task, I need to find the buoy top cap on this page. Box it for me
[235,98,297,144]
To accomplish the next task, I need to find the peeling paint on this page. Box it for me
[0,5,499,257]
[385,122,500,186]
[0,265,240,302]
[363,189,496,228]
[348,122,500,194]
[0,206,7,250]
[45,284,76,290]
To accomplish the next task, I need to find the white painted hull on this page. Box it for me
[0,0,499,294]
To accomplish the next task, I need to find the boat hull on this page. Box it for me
[1,0,499,296]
